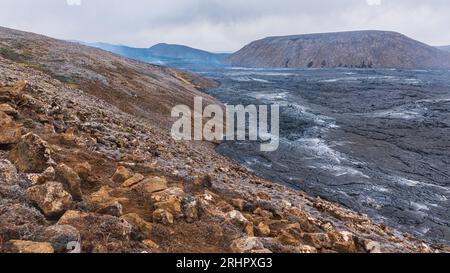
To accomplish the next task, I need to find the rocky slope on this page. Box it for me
[0,26,446,253]
[227,31,450,69]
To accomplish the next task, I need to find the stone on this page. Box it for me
[193,174,212,189]
[9,240,54,253]
[58,210,132,252]
[97,201,123,217]
[122,173,145,187]
[111,166,131,184]
[183,199,198,223]
[227,210,248,226]
[0,111,21,145]
[231,198,246,211]
[152,209,174,225]
[230,237,268,253]
[30,166,55,185]
[328,231,357,252]
[300,233,332,249]
[56,163,82,201]
[87,186,128,216]
[0,159,19,185]
[133,176,168,195]
[38,225,80,253]
[256,222,271,237]
[26,182,73,218]
[74,161,92,181]
[9,133,52,173]
[277,230,300,246]
[151,187,184,216]
[363,240,382,253]
[254,208,274,219]
[142,239,160,250]
[0,103,18,117]
[121,213,153,238]
[0,203,47,241]
[244,222,255,237]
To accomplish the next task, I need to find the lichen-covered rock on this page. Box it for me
[0,202,47,241]
[121,213,153,239]
[8,240,54,253]
[0,103,18,117]
[0,159,19,186]
[26,182,73,218]
[151,187,185,216]
[256,222,271,237]
[111,166,131,184]
[122,173,145,187]
[230,237,270,253]
[9,133,52,173]
[0,111,21,145]
[152,209,174,225]
[133,176,168,195]
[56,164,82,201]
[38,224,81,253]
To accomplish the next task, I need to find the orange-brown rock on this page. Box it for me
[9,133,52,173]
[0,111,21,145]
[26,181,73,218]
[8,240,54,253]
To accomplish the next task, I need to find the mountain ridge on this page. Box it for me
[227,30,450,69]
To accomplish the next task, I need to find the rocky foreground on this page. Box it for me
[0,27,447,253]
[227,31,450,69]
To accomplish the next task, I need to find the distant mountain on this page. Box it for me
[80,42,230,69]
[227,31,450,69]
[437,45,450,52]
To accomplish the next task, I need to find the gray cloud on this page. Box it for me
[0,0,449,52]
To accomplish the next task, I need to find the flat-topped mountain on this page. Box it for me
[83,42,229,69]
[227,31,450,69]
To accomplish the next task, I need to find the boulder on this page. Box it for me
[111,166,131,184]
[122,173,145,188]
[121,213,153,238]
[256,222,271,237]
[230,237,270,253]
[56,164,82,201]
[29,166,55,185]
[87,186,128,216]
[26,182,73,218]
[38,224,81,253]
[300,233,332,249]
[328,231,358,252]
[8,240,54,253]
[151,187,185,216]
[74,161,92,182]
[0,203,47,241]
[0,159,19,185]
[9,133,52,173]
[133,176,168,195]
[0,111,21,145]
[0,103,18,117]
[152,209,174,225]
[183,199,198,223]
[97,201,123,217]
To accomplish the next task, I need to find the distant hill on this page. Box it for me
[437,45,450,52]
[80,42,230,69]
[227,31,450,69]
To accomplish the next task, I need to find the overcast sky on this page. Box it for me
[0,0,449,52]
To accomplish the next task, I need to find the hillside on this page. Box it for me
[227,31,450,69]
[0,26,444,253]
[84,42,229,68]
